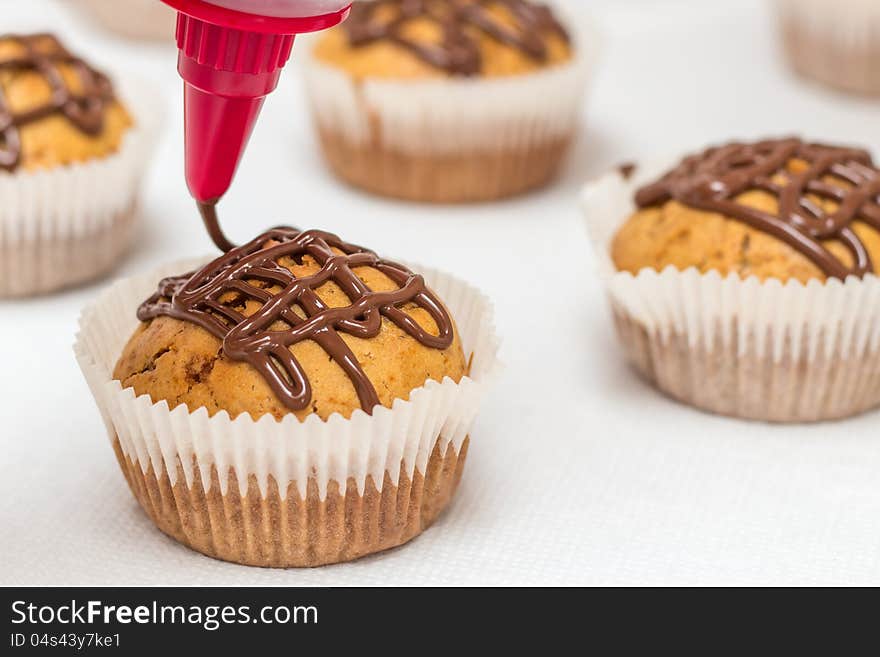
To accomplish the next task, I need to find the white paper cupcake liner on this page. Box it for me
[75,258,500,502]
[774,0,880,95]
[0,75,163,297]
[300,3,599,201]
[582,159,880,423]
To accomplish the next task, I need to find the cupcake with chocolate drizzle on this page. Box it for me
[0,33,159,297]
[304,0,596,203]
[75,227,498,567]
[583,137,880,422]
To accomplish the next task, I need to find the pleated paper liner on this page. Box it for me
[582,161,880,423]
[300,3,600,202]
[774,0,880,96]
[314,128,573,203]
[0,75,163,297]
[75,259,500,567]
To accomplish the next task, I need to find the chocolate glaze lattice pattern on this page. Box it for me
[635,138,880,279]
[138,228,455,414]
[344,0,569,76]
[0,33,115,171]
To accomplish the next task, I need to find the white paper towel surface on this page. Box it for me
[3,0,880,586]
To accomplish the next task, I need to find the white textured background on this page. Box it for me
[3,0,880,586]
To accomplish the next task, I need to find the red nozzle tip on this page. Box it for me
[183,82,267,202]
[164,1,351,204]
[175,12,294,203]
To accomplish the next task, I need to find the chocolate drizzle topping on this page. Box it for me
[137,228,455,414]
[635,138,880,280]
[344,0,569,76]
[0,34,115,171]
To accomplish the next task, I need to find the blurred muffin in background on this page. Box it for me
[774,0,880,95]
[70,0,176,41]
[304,0,597,203]
[583,137,880,423]
[0,33,160,297]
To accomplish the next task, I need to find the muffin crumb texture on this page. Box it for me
[114,236,467,422]
[0,33,131,172]
[614,143,880,284]
[613,197,880,284]
[314,0,573,79]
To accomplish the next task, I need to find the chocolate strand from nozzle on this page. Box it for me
[634,138,880,280]
[197,200,237,253]
[344,0,569,76]
[137,227,455,415]
[0,33,114,172]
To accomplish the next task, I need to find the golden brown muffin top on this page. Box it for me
[313,0,573,79]
[0,33,132,172]
[115,228,468,422]
[612,138,880,284]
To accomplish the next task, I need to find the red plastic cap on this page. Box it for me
[176,13,295,76]
[163,0,351,34]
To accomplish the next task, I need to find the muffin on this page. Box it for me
[583,137,880,422]
[75,227,499,567]
[70,0,176,41]
[0,33,159,297]
[303,0,596,203]
[774,0,880,95]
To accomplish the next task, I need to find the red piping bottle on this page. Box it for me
[160,0,351,207]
